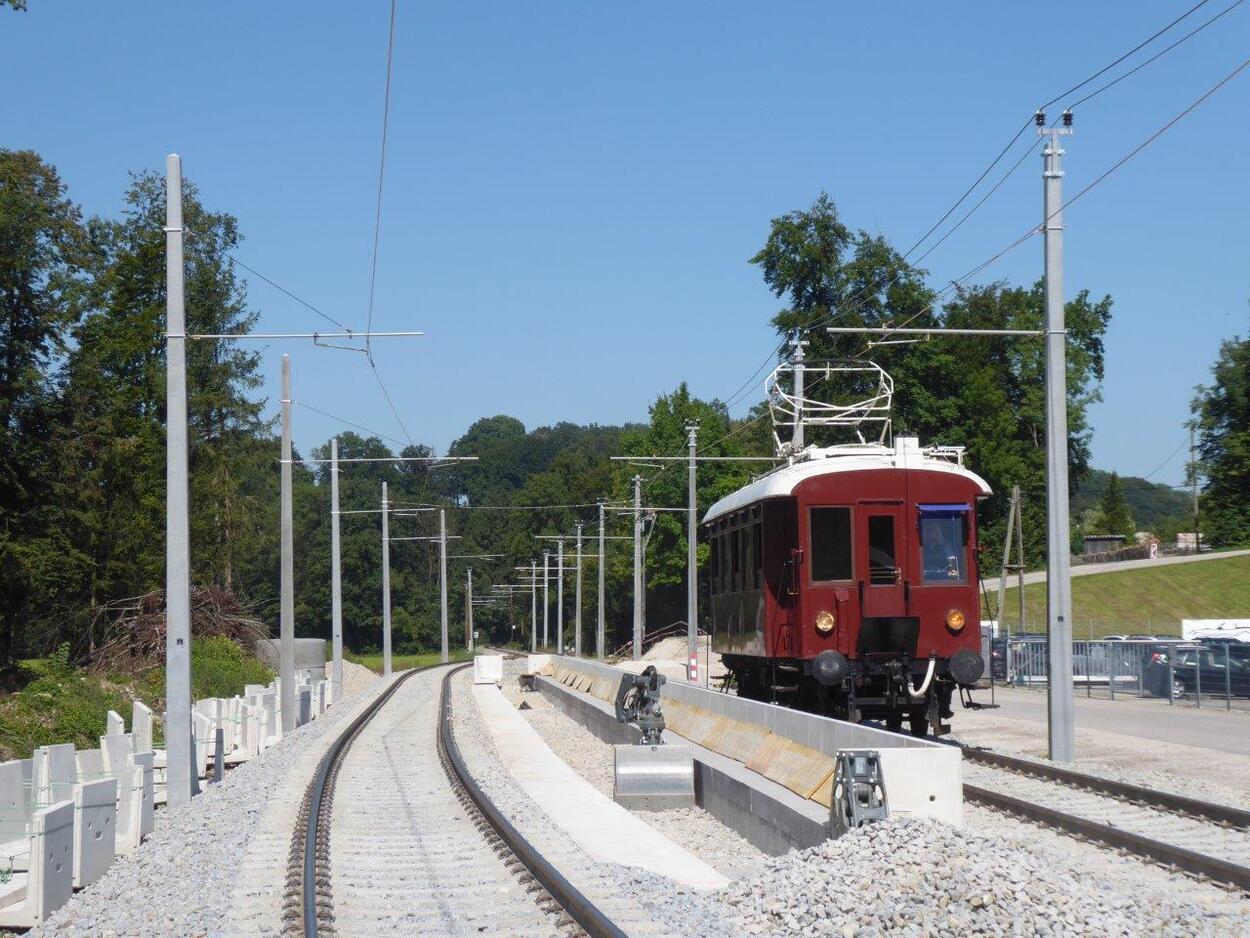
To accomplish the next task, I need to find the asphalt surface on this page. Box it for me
[980,685,1250,757]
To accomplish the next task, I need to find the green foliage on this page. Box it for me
[1092,471,1136,540]
[750,193,1113,569]
[3,1,28,10]
[135,636,273,711]
[346,648,472,674]
[1192,330,1250,547]
[0,655,131,761]
[1071,468,1191,530]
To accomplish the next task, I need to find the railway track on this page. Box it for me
[287,662,630,938]
[960,746,1250,892]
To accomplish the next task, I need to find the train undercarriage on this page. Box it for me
[724,652,977,738]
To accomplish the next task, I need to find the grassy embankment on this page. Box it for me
[345,647,474,674]
[0,636,273,761]
[992,554,1250,637]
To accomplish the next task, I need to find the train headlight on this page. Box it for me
[814,610,836,635]
[945,608,966,632]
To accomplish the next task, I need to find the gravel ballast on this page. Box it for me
[23,671,384,938]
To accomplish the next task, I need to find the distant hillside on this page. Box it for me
[1072,468,1191,530]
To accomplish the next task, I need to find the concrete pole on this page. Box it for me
[279,355,295,734]
[163,153,193,807]
[687,424,699,683]
[556,539,565,654]
[574,522,583,657]
[330,438,343,703]
[597,501,606,660]
[530,560,538,654]
[439,508,449,663]
[1042,119,1075,762]
[380,481,392,677]
[792,335,805,452]
[632,474,643,661]
[466,568,474,652]
[542,551,549,648]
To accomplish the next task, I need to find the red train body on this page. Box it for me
[703,436,989,736]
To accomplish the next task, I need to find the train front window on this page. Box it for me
[810,507,852,582]
[867,515,897,585]
[920,511,968,584]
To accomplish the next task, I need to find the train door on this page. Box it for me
[857,504,906,618]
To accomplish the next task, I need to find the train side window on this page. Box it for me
[810,507,852,582]
[867,515,897,585]
[920,513,967,584]
[709,535,720,595]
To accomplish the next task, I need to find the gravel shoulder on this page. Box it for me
[21,665,383,938]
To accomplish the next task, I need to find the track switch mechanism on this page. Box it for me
[614,665,667,746]
[831,749,889,836]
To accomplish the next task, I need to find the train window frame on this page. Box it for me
[917,505,970,585]
[809,506,854,584]
[867,514,898,586]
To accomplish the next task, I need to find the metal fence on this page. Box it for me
[991,638,1249,711]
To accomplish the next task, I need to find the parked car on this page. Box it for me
[1144,643,1250,699]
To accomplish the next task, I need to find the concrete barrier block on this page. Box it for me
[0,800,74,927]
[106,710,125,736]
[73,777,116,888]
[526,654,553,675]
[876,747,963,825]
[132,702,153,754]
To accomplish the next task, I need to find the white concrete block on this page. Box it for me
[0,800,74,927]
[473,655,504,685]
[32,744,77,804]
[105,710,125,736]
[526,654,553,675]
[73,777,116,888]
[874,747,963,826]
[134,752,154,835]
[132,701,154,755]
[99,734,134,775]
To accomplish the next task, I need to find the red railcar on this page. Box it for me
[703,436,989,737]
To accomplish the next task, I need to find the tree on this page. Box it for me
[0,150,88,664]
[1192,330,1250,546]
[1096,471,1136,541]
[750,193,1112,569]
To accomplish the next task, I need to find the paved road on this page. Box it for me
[980,685,1250,757]
[982,547,1250,591]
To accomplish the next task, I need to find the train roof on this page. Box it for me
[702,436,991,524]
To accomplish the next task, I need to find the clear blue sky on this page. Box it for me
[5,1,1248,488]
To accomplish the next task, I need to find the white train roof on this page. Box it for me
[703,436,991,524]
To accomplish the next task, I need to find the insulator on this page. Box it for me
[1034,109,1046,127]
[1062,108,1073,127]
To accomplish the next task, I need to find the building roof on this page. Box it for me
[702,436,992,524]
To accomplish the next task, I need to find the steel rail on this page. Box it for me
[961,746,1250,829]
[298,663,442,937]
[437,663,632,938]
[963,782,1250,892]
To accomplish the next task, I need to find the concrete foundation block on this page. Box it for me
[473,655,504,685]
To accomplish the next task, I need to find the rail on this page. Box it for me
[293,661,631,938]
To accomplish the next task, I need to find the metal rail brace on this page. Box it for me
[831,749,889,836]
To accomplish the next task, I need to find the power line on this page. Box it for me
[226,254,353,332]
[1141,437,1190,481]
[1068,0,1246,110]
[294,400,409,449]
[367,358,415,446]
[365,0,399,359]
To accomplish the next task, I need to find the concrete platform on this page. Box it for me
[471,682,729,890]
[535,656,964,854]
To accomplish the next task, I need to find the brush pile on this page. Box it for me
[88,588,269,673]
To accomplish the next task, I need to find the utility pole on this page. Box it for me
[686,424,699,683]
[792,335,806,452]
[466,568,474,651]
[530,560,538,653]
[542,551,550,648]
[632,474,643,661]
[329,439,343,703]
[1041,110,1075,762]
[279,355,296,733]
[574,523,584,656]
[439,508,449,663]
[164,153,192,807]
[380,481,392,677]
[556,539,565,654]
[597,502,606,660]
[1190,423,1200,552]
